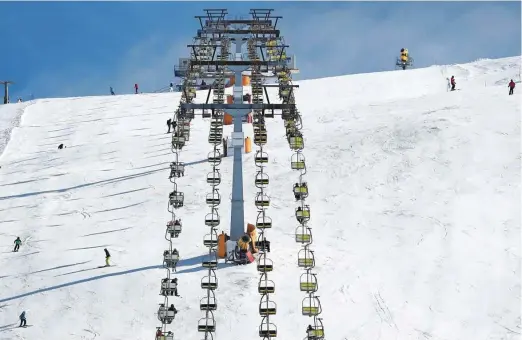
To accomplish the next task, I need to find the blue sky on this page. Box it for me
[1,1,520,99]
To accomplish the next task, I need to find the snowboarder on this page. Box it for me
[110,87,115,95]
[19,311,26,327]
[104,248,111,266]
[509,79,516,95]
[169,82,174,92]
[13,237,21,252]
[167,118,172,133]
[450,76,456,91]
[134,83,139,94]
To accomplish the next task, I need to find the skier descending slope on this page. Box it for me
[509,79,516,95]
[13,237,21,252]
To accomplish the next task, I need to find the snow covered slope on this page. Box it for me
[0,56,520,340]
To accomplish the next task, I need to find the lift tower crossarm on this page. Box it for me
[190,60,285,67]
[180,103,296,110]
[198,29,280,37]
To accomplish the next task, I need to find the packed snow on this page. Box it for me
[0,56,520,340]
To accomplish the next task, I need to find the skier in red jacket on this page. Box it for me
[134,83,139,94]
[509,79,515,95]
[450,76,456,91]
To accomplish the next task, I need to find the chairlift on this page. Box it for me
[307,319,325,339]
[208,150,222,165]
[295,226,312,244]
[169,162,185,179]
[259,321,277,338]
[171,134,186,149]
[169,191,184,209]
[293,182,309,200]
[296,205,311,224]
[254,130,268,145]
[203,231,219,248]
[289,135,304,150]
[256,213,272,229]
[302,296,322,316]
[259,295,277,316]
[257,257,274,273]
[198,317,216,332]
[166,220,182,238]
[255,150,269,165]
[258,278,275,294]
[210,119,223,128]
[300,272,318,293]
[255,172,269,188]
[202,253,218,268]
[160,277,177,296]
[200,291,217,311]
[255,193,270,208]
[208,132,222,145]
[201,274,218,290]
[157,303,176,324]
[163,249,179,269]
[207,170,221,185]
[291,152,306,170]
[298,248,315,268]
[205,208,220,227]
[206,189,221,206]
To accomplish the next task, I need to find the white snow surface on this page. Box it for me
[0,56,520,340]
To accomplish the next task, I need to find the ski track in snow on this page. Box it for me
[0,57,520,340]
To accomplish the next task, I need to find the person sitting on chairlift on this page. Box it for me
[168,304,178,314]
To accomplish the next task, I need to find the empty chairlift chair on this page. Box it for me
[169,161,185,179]
[257,257,274,273]
[291,153,306,170]
[302,296,322,317]
[296,205,311,224]
[259,320,277,338]
[254,129,268,145]
[300,272,318,293]
[205,208,220,227]
[255,193,270,208]
[258,278,276,294]
[207,150,222,166]
[207,170,221,185]
[171,133,186,150]
[255,172,269,188]
[289,134,304,150]
[255,150,269,166]
[295,226,312,244]
[256,213,272,230]
[259,295,277,316]
[202,253,218,269]
[200,291,217,311]
[163,249,179,270]
[203,231,219,248]
[201,273,218,290]
[298,248,315,268]
[198,317,216,332]
[206,189,221,206]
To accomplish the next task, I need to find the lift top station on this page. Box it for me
[160,8,325,340]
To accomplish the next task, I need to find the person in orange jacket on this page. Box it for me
[509,79,516,95]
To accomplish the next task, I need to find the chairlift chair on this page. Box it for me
[254,130,268,145]
[160,277,177,296]
[289,135,304,150]
[207,150,222,165]
[258,278,276,294]
[306,319,325,339]
[198,317,216,332]
[255,172,269,188]
[206,189,221,206]
[259,295,277,316]
[202,253,218,268]
[168,191,184,209]
[171,134,186,150]
[291,152,306,170]
[259,321,277,338]
[205,208,220,227]
[203,231,219,248]
[295,226,312,244]
[255,193,270,208]
[157,304,176,324]
[207,170,221,185]
[200,292,217,311]
[201,274,218,290]
[293,183,309,200]
[255,150,269,165]
[256,213,272,229]
[298,248,315,268]
[210,119,223,128]
[163,249,179,269]
[300,272,318,292]
[296,205,311,224]
[166,221,182,238]
[302,296,322,316]
[257,257,274,273]
[169,162,185,179]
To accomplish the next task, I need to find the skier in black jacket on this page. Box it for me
[104,248,111,267]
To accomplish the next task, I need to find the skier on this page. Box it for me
[110,87,115,95]
[167,118,172,133]
[167,304,178,314]
[509,79,516,95]
[171,278,180,296]
[19,311,27,327]
[169,82,174,92]
[13,237,21,252]
[171,120,177,131]
[104,248,111,266]
[450,76,456,91]
[134,83,139,94]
